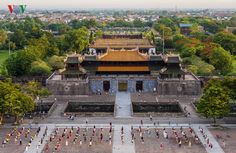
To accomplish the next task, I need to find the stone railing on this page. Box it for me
[46,102,58,117]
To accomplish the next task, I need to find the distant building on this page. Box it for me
[179,23,193,36]
[47,34,201,95]
[226,27,236,33]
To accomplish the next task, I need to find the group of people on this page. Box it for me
[131,124,201,150]
[44,123,113,152]
[25,126,48,152]
[1,126,40,152]
[199,127,214,149]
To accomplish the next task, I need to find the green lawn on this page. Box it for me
[0,50,9,66]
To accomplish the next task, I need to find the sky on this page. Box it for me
[1,0,236,10]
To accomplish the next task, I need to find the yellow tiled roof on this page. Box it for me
[91,38,153,48]
[98,50,149,62]
[97,66,150,72]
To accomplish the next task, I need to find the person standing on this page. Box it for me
[19,138,22,145]
[89,137,92,147]
[65,140,68,146]
[25,145,29,152]
[149,115,152,121]
[160,143,164,150]
[222,140,226,148]
[178,140,182,147]
[188,140,192,148]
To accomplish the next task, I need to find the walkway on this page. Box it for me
[25,124,55,153]
[192,124,225,153]
[115,92,132,118]
[112,124,135,153]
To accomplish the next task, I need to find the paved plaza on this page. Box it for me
[209,127,236,153]
[1,123,233,153]
[43,127,113,153]
[1,94,236,153]
[133,126,206,153]
[0,127,38,153]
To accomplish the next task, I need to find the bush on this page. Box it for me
[47,55,64,71]
[180,47,196,57]
[184,56,215,75]
[30,60,52,76]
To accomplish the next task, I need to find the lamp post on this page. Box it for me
[6,31,13,56]
[40,99,43,118]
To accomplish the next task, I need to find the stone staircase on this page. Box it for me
[115,92,132,118]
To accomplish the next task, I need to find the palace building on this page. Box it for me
[46,34,201,95]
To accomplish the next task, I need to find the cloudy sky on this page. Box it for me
[1,0,236,9]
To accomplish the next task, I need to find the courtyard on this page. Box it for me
[133,127,206,153]
[43,127,113,153]
[0,127,38,153]
[209,127,236,153]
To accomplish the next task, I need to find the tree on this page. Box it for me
[197,82,230,125]
[47,55,64,71]
[221,77,236,99]
[0,80,35,125]
[95,30,103,38]
[23,81,50,99]
[5,49,37,76]
[154,24,173,40]
[65,27,90,53]
[48,23,70,34]
[10,29,27,49]
[30,60,52,76]
[0,29,7,48]
[233,29,236,35]
[133,19,145,27]
[213,32,236,55]
[183,55,215,75]
[28,35,59,58]
[5,90,35,124]
[200,19,224,34]
[0,80,16,124]
[209,47,233,75]
[180,47,196,57]
[144,31,155,44]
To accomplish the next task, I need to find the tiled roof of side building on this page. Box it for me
[65,56,79,64]
[98,50,149,62]
[166,55,181,64]
[83,55,97,61]
[179,23,193,28]
[149,54,164,61]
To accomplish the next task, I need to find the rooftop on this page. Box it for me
[166,55,181,64]
[179,23,193,28]
[65,55,80,64]
[98,49,149,62]
[90,38,154,48]
[97,66,150,72]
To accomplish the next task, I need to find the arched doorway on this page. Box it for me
[136,81,143,92]
[103,81,110,92]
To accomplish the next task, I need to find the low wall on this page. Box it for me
[157,79,201,95]
[132,102,183,117]
[64,102,114,117]
[46,80,90,95]
[89,76,157,93]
